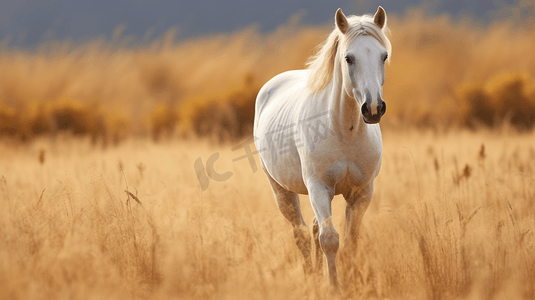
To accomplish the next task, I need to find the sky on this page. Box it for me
[0,0,531,47]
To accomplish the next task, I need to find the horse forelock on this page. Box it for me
[306,14,392,94]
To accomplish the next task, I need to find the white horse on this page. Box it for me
[253,7,392,288]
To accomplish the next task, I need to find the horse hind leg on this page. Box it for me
[265,173,312,272]
[312,216,323,273]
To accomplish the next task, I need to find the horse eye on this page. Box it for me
[383,54,388,62]
[345,56,353,65]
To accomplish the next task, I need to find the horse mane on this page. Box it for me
[306,14,392,93]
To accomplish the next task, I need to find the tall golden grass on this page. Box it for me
[0,9,534,142]
[1,7,535,300]
[0,129,534,299]
[1,4,535,299]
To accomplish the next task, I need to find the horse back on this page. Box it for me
[254,70,308,126]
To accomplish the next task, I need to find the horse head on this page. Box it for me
[336,7,390,124]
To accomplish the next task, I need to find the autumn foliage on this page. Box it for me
[0,9,534,142]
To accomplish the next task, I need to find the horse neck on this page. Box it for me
[327,59,364,140]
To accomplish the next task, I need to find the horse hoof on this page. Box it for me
[328,282,342,298]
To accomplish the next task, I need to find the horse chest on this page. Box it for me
[298,132,382,194]
[343,144,382,186]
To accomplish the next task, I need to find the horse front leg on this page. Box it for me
[307,179,339,289]
[341,186,372,267]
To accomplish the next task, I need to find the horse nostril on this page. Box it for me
[361,103,370,116]
[380,101,386,115]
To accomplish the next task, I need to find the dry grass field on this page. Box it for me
[1,129,534,300]
[1,3,535,299]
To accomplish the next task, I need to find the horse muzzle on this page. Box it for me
[361,100,386,124]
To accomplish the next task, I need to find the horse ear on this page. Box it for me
[335,8,349,34]
[373,6,387,29]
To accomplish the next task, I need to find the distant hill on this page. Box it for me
[0,0,527,47]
